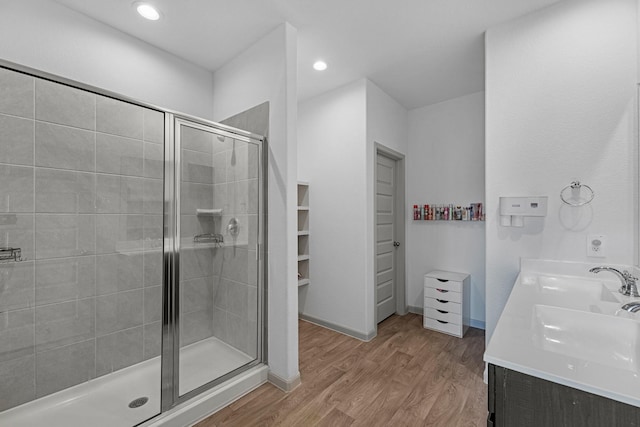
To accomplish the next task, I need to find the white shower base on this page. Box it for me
[0,337,255,427]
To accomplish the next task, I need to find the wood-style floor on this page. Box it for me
[195,313,487,427]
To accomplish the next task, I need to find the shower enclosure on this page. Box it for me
[0,64,265,426]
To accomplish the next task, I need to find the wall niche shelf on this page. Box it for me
[196,208,223,217]
[418,219,486,223]
[412,202,485,222]
[298,278,310,287]
[297,182,310,287]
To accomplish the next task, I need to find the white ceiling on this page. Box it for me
[54,0,560,109]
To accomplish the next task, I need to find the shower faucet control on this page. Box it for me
[228,218,240,238]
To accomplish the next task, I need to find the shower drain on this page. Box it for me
[128,397,149,409]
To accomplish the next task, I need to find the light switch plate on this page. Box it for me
[587,234,606,257]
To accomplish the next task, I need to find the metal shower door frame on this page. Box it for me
[161,114,267,412]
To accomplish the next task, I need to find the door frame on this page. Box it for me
[373,143,407,328]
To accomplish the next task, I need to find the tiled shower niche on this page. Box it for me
[0,68,164,411]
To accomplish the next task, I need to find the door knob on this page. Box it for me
[393,241,400,247]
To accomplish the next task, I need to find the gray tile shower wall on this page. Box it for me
[215,105,265,359]
[179,120,259,358]
[179,128,216,348]
[210,106,263,358]
[211,245,258,356]
[0,68,164,411]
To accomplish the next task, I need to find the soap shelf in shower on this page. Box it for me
[196,208,223,217]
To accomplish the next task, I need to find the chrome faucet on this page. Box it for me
[589,266,640,297]
[621,302,640,313]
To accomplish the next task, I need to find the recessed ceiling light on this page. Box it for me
[313,61,327,71]
[134,2,161,21]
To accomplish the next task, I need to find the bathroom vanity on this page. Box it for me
[488,364,640,426]
[485,260,640,426]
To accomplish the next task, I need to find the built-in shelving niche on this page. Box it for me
[297,182,309,287]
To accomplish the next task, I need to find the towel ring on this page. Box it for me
[560,181,594,206]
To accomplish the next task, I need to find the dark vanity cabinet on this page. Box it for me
[487,364,640,427]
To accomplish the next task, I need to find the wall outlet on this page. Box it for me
[587,234,606,257]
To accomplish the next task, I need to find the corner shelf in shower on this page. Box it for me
[196,208,223,217]
[298,182,310,287]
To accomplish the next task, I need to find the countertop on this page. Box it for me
[484,259,640,408]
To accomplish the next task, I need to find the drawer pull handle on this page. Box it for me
[436,299,448,303]
[436,278,449,283]
[437,320,448,324]
[436,289,448,293]
[437,309,448,314]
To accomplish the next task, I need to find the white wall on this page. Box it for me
[212,23,299,383]
[0,0,214,118]
[637,0,640,268]
[406,92,486,328]
[297,79,369,335]
[297,79,408,338]
[485,0,638,342]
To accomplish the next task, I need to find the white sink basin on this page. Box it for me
[532,305,640,373]
[527,275,619,303]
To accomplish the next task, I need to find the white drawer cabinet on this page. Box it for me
[424,317,463,337]
[424,276,462,293]
[424,286,462,303]
[423,270,470,338]
[424,297,461,314]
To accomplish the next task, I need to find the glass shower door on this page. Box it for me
[172,118,262,397]
[0,66,164,427]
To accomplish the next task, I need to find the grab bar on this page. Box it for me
[193,234,224,246]
[0,247,23,263]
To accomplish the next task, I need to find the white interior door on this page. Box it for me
[376,153,397,323]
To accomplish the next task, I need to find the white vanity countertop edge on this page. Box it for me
[484,259,640,408]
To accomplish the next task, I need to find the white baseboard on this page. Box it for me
[298,313,376,341]
[267,371,301,392]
